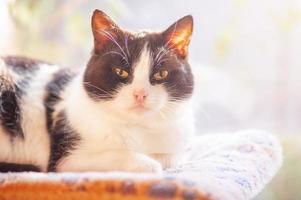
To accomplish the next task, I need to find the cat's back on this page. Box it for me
[0,56,60,90]
[1,56,46,72]
[0,56,64,171]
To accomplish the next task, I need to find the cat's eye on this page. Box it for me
[153,70,169,81]
[112,67,129,78]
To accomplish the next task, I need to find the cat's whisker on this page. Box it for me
[155,23,179,65]
[156,58,173,65]
[165,83,178,90]
[155,22,178,63]
[92,95,111,100]
[167,96,186,102]
[124,34,131,59]
[102,51,128,62]
[155,49,168,65]
[169,97,189,102]
[166,83,194,90]
[158,109,167,120]
[154,47,166,64]
[83,82,116,97]
[94,29,129,65]
[155,48,168,63]
[164,104,175,111]
[155,44,173,65]
[155,46,179,65]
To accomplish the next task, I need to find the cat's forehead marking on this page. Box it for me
[132,43,151,87]
[135,31,148,38]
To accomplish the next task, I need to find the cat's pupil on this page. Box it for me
[160,70,168,77]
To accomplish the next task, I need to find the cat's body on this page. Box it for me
[0,10,194,173]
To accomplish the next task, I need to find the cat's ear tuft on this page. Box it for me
[162,15,193,59]
[91,10,120,53]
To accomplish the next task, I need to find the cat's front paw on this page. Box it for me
[125,155,163,174]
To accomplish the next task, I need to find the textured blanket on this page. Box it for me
[0,130,282,200]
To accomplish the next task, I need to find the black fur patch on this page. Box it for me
[0,89,24,138]
[44,69,80,171]
[44,69,75,131]
[147,35,194,101]
[0,162,40,172]
[2,56,43,73]
[83,33,145,100]
[0,56,41,138]
[0,77,31,138]
[47,111,80,171]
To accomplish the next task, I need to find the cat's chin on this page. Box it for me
[123,105,158,119]
[129,105,150,114]
[128,109,152,118]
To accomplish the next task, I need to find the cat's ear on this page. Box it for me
[91,9,121,53]
[162,15,193,59]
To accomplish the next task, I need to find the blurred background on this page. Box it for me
[0,0,300,199]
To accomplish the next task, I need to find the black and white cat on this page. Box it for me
[0,10,194,173]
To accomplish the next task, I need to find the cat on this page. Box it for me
[0,9,194,173]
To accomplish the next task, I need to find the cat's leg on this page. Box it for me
[149,153,186,169]
[57,150,162,173]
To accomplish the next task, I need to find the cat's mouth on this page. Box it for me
[129,104,150,114]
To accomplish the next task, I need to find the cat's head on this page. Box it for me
[84,10,193,118]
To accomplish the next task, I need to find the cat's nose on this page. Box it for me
[133,89,148,103]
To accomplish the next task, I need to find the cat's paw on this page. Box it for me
[125,155,163,174]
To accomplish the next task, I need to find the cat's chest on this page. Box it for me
[79,118,189,154]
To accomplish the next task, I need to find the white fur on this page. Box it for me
[132,45,151,90]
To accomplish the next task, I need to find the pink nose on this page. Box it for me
[133,89,148,103]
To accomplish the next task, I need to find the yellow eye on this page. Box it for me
[112,67,129,78]
[154,70,169,81]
